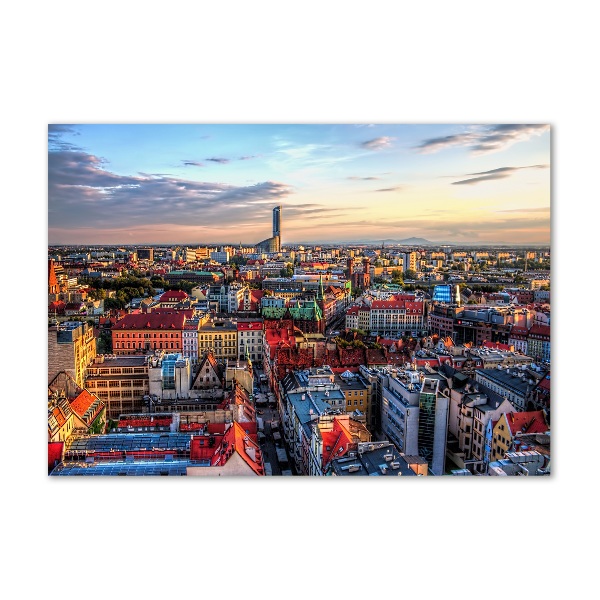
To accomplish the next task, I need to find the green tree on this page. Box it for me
[391,268,403,283]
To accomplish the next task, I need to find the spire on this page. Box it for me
[245,341,253,377]
[317,273,324,302]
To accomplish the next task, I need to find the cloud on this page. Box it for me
[376,186,404,192]
[496,207,550,213]
[182,160,204,167]
[48,146,293,230]
[361,136,394,150]
[48,125,81,151]
[416,124,549,155]
[451,164,549,185]
[239,155,259,161]
[206,157,230,164]
[347,176,380,181]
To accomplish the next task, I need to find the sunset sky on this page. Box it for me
[48,123,551,246]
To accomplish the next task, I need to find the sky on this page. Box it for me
[48,123,551,246]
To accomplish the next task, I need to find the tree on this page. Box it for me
[391,268,403,283]
[279,263,293,278]
[405,269,418,280]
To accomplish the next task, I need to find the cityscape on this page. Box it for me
[48,124,551,477]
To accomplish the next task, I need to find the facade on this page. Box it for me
[490,410,549,463]
[182,319,200,365]
[164,270,223,285]
[449,385,514,473]
[48,371,106,437]
[527,324,551,364]
[48,320,97,388]
[111,312,185,355]
[307,413,371,476]
[237,318,263,363]
[474,366,537,412]
[198,318,238,362]
[334,370,372,427]
[210,250,230,264]
[368,297,425,336]
[85,355,150,420]
[380,367,449,475]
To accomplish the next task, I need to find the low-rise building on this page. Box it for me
[85,354,150,420]
[328,440,426,476]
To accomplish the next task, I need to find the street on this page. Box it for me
[253,368,292,476]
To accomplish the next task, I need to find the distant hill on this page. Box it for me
[387,237,441,246]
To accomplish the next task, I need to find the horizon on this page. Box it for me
[48,124,551,246]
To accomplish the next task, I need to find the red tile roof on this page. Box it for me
[112,312,186,330]
[237,321,263,331]
[482,340,513,351]
[505,411,548,436]
[528,324,550,337]
[159,290,189,302]
[321,418,353,469]
[70,389,100,419]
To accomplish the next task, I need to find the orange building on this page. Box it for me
[111,312,186,355]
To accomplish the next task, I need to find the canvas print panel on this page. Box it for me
[48,124,551,476]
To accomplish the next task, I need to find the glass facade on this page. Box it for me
[432,285,452,303]
[161,354,178,390]
[417,391,437,465]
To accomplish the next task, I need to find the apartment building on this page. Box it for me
[380,366,449,475]
[198,318,238,362]
[48,320,97,388]
[237,318,264,363]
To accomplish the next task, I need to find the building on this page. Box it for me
[85,354,150,420]
[328,440,426,476]
[256,205,282,252]
[308,413,371,476]
[380,366,450,475]
[488,450,550,476]
[334,370,372,427]
[527,324,551,364]
[165,270,223,286]
[111,312,186,355]
[50,421,264,476]
[136,247,154,262]
[183,319,200,365]
[368,296,425,336]
[48,320,97,388]
[445,374,514,473]
[237,318,263,363]
[210,250,230,264]
[48,371,106,437]
[198,318,238,362]
[490,410,549,464]
[157,289,189,308]
[474,366,538,412]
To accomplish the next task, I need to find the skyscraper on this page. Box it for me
[273,205,281,242]
[256,205,282,253]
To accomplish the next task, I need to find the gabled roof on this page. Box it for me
[504,411,548,436]
[191,351,224,387]
[69,389,104,423]
[321,420,353,469]
[213,422,264,475]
